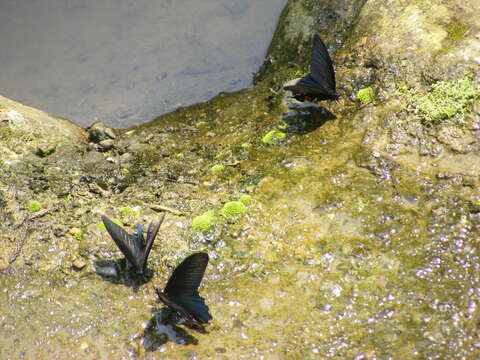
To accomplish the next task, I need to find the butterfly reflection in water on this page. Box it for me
[155,252,212,325]
[98,214,165,279]
[283,34,339,103]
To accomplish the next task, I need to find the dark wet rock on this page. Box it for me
[125,142,151,154]
[113,136,151,154]
[35,142,56,158]
[98,139,115,151]
[119,152,134,165]
[87,122,116,143]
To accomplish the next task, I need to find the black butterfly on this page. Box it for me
[155,252,212,325]
[283,34,339,102]
[101,214,165,276]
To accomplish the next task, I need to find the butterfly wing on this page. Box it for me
[310,34,336,94]
[284,75,337,100]
[162,252,212,324]
[164,252,209,296]
[101,216,142,271]
[139,213,165,272]
[171,295,212,324]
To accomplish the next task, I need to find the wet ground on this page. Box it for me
[0,0,286,128]
[1,87,479,358]
[0,0,479,358]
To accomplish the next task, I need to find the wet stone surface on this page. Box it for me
[1,0,480,358]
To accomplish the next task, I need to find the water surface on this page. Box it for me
[0,0,286,128]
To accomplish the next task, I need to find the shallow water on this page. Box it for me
[1,91,479,358]
[0,0,286,128]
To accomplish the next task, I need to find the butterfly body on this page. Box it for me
[283,34,338,102]
[155,252,212,325]
[101,215,164,275]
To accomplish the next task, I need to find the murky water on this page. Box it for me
[0,0,286,128]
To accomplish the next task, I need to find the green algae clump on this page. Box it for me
[446,20,469,42]
[262,130,286,145]
[211,164,225,172]
[401,76,479,126]
[356,87,374,104]
[118,206,137,218]
[192,210,215,231]
[221,201,248,218]
[96,218,122,232]
[27,200,42,213]
[239,194,253,206]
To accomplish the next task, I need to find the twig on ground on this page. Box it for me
[146,203,182,216]
[0,207,57,273]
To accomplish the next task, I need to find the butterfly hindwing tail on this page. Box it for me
[101,215,142,271]
[141,213,165,271]
[158,252,212,324]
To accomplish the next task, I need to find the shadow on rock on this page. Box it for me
[142,309,203,351]
[93,259,153,292]
[283,104,336,135]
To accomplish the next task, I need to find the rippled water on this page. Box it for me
[1,92,479,358]
[0,0,286,128]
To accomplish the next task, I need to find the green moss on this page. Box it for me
[96,222,107,232]
[27,200,42,213]
[192,210,215,231]
[262,130,286,145]
[221,201,248,218]
[120,168,130,175]
[96,218,122,232]
[211,164,225,172]
[446,20,469,42]
[239,194,253,206]
[400,76,479,126]
[118,206,138,218]
[356,87,374,104]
